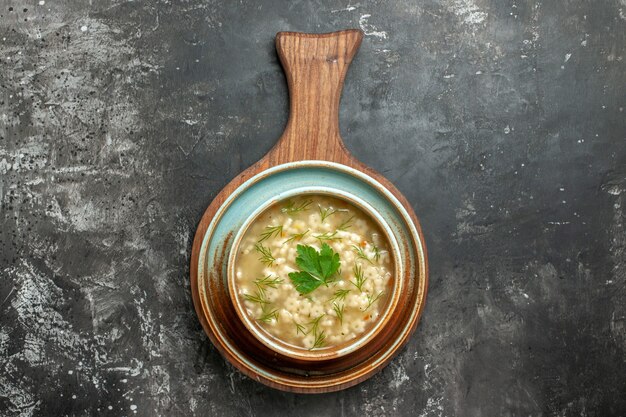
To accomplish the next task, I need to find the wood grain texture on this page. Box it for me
[271,30,362,163]
[190,29,428,393]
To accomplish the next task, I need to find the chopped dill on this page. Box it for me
[312,330,326,349]
[308,315,324,334]
[329,289,350,303]
[352,244,373,264]
[258,308,279,323]
[294,321,307,335]
[313,231,342,242]
[351,264,367,291]
[243,291,269,305]
[337,215,355,231]
[254,243,275,266]
[254,274,283,289]
[258,225,283,243]
[319,206,339,222]
[283,229,309,244]
[365,291,384,311]
[371,244,382,262]
[252,281,266,298]
[308,314,326,349]
[332,302,344,325]
[253,275,282,297]
[281,199,313,215]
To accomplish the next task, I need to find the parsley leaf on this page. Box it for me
[288,244,341,295]
[288,271,322,294]
[318,243,339,278]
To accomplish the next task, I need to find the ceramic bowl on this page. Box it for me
[194,160,427,392]
[227,188,403,361]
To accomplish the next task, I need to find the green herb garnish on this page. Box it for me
[312,331,326,349]
[313,231,342,242]
[352,244,373,264]
[351,264,367,291]
[254,243,276,266]
[365,291,384,310]
[281,199,313,215]
[252,282,267,298]
[258,309,279,323]
[294,321,307,335]
[283,229,309,244]
[372,244,382,262]
[251,275,282,303]
[337,215,355,231]
[319,206,339,222]
[253,274,283,289]
[287,244,341,295]
[293,315,328,348]
[332,302,345,325]
[243,291,269,305]
[308,314,326,349]
[259,225,283,243]
[329,289,350,303]
[309,314,325,329]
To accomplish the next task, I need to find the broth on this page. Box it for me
[233,195,394,350]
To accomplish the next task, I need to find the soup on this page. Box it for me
[233,195,394,350]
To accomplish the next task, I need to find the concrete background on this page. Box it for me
[1,0,625,416]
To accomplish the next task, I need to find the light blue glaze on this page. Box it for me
[203,161,418,283]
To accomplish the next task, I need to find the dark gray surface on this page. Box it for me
[1,0,625,416]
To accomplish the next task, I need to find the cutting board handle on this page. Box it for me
[271,29,364,163]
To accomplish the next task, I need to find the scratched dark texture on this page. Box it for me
[1,0,625,416]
